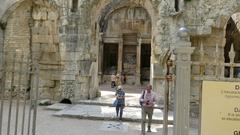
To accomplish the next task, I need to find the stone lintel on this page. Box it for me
[103,37,120,43]
[39,64,61,70]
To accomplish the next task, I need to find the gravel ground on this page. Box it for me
[0,101,198,135]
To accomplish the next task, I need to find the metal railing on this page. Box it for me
[191,43,240,81]
[0,51,39,135]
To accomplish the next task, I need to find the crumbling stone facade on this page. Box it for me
[1,0,240,104]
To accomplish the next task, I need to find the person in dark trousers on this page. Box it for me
[111,73,116,88]
[139,84,156,135]
[115,85,125,120]
[122,74,126,84]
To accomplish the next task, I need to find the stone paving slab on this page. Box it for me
[53,104,173,124]
[46,103,72,111]
[76,91,141,107]
[99,121,129,132]
[76,91,163,109]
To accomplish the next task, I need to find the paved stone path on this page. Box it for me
[99,121,129,132]
[45,84,198,129]
[76,90,163,108]
[48,103,173,123]
[47,87,168,123]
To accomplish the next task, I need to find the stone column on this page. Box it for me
[98,41,103,83]
[0,28,4,69]
[136,37,142,85]
[173,27,194,135]
[117,38,123,74]
[179,0,185,10]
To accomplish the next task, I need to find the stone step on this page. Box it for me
[74,90,164,109]
[75,99,164,109]
[47,103,174,124]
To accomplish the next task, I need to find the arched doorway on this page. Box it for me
[98,6,152,86]
[224,13,240,77]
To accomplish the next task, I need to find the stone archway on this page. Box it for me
[201,7,240,79]
[223,13,240,77]
[98,6,152,86]
[89,0,157,88]
[54,0,172,100]
[0,0,61,100]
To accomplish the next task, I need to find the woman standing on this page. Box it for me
[115,85,125,120]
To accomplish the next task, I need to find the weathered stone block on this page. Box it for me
[61,74,75,81]
[66,35,78,43]
[51,73,62,80]
[60,52,77,61]
[39,80,54,87]
[40,43,56,52]
[32,43,41,52]
[40,71,52,80]
[32,10,41,20]
[60,80,75,99]
[32,35,53,44]
[64,43,79,52]
[39,65,60,70]
[197,26,212,36]
[41,11,48,20]
[63,63,77,71]
[39,99,51,106]
[66,26,78,34]
[78,60,92,76]
[40,43,49,51]
[48,11,58,20]
[32,26,48,35]
[39,87,58,99]
[53,35,59,43]
[78,76,90,82]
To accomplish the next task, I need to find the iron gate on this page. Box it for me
[0,51,39,135]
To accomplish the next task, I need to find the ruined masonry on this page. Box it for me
[0,0,240,105]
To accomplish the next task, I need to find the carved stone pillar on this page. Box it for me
[136,38,142,85]
[98,41,103,83]
[117,38,123,74]
[0,28,4,70]
[173,27,195,135]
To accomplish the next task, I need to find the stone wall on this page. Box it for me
[190,27,225,102]
[31,0,61,100]
[184,0,240,35]
[55,0,100,100]
[0,0,63,100]
[0,28,4,78]
[104,7,151,37]
[57,0,175,102]
[183,0,240,104]
[1,0,240,102]
[3,0,31,91]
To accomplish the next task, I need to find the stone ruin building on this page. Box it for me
[1,0,240,107]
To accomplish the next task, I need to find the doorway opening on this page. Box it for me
[141,44,151,83]
[103,43,118,75]
[224,13,240,77]
[98,6,152,90]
